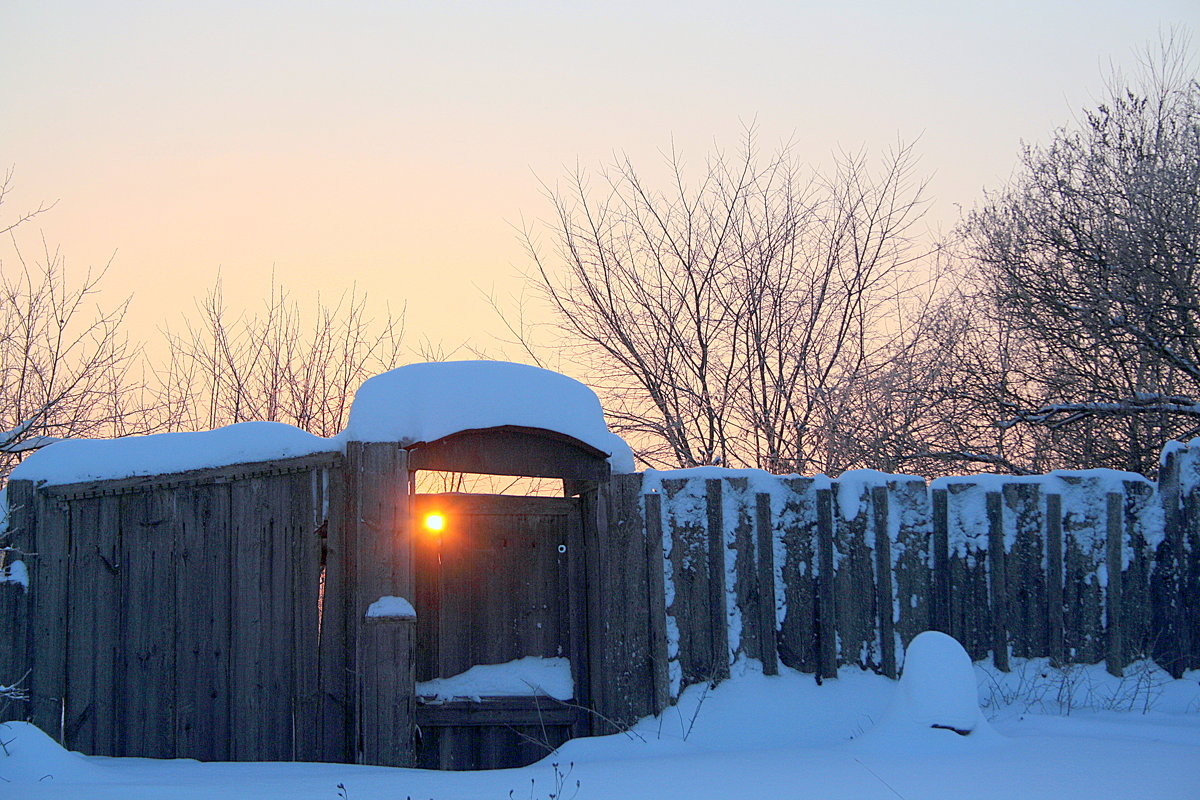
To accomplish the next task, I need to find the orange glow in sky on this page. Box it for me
[1,2,1196,357]
[423,512,447,534]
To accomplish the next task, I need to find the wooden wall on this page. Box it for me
[0,453,347,762]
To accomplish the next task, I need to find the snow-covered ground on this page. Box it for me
[4,644,1197,799]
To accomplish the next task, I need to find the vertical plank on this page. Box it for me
[724,478,758,666]
[173,484,232,761]
[567,487,592,735]
[871,486,896,679]
[1105,492,1125,677]
[0,480,35,724]
[1003,483,1045,659]
[890,479,932,653]
[359,618,416,767]
[815,488,837,680]
[293,470,324,762]
[643,491,671,711]
[832,481,876,669]
[119,489,177,757]
[30,490,69,741]
[931,488,951,635]
[319,461,354,762]
[662,478,713,689]
[705,479,729,681]
[350,443,413,766]
[776,478,817,673]
[754,493,778,676]
[64,497,121,755]
[1045,493,1065,667]
[986,491,1009,672]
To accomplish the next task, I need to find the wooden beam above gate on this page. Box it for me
[405,426,611,481]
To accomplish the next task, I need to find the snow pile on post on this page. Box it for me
[8,421,334,486]
[341,361,635,472]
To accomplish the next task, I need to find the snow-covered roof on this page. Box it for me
[8,421,335,486]
[342,361,635,472]
[8,361,636,486]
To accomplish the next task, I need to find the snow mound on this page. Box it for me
[416,656,573,701]
[341,361,635,472]
[8,421,335,486]
[0,721,100,783]
[857,631,998,750]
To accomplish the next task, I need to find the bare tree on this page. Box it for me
[158,276,406,437]
[965,34,1200,474]
[522,130,934,472]
[0,172,145,481]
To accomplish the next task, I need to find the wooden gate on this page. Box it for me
[411,493,590,770]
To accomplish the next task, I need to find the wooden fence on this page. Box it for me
[0,453,350,761]
[594,449,1200,725]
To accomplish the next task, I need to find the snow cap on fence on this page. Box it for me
[8,421,335,486]
[340,360,635,472]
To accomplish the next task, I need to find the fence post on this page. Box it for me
[705,479,730,680]
[1106,492,1125,677]
[816,488,838,679]
[643,492,671,711]
[871,486,896,678]
[754,493,779,676]
[348,441,414,766]
[1046,493,1065,667]
[986,491,1010,672]
[931,488,951,636]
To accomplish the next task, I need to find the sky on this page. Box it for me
[2,1,1198,359]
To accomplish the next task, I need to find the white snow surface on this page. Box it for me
[2,650,1198,799]
[364,596,415,619]
[415,656,573,701]
[1,558,28,589]
[342,361,635,472]
[8,362,635,486]
[8,421,335,486]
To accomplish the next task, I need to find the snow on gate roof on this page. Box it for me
[9,361,635,486]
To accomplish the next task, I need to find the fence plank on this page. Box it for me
[643,492,671,712]
[871,486,896,678]
[1105,492,1125,677]
[832,481,876,669]
[931,488,950,635]
[119,489,178,758]
[891,479,931,653]
[0,480,35,724]
[1046,493,1065,667]
[986,491,1009,672]
[705,479,730,680]
[29,490,70,742]
[174,483,232,762]
[754,493,778,675]
[777,478,817,674]
[815,488,837,679]
[1004,483,1045,659]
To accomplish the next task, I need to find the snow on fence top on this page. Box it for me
[9,421,335,486]
[9,361,636,486]
[341,361,635,472]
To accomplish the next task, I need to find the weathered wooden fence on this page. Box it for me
[0,453,349,761]
[593,448,1200,726]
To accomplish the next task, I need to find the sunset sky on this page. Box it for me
[2,1,1197,359]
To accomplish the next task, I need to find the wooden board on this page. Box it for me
[777,478,818,674]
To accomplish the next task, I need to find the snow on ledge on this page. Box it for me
[365,595,416,619]
[8,421,336,487]
[416,656,573,701]
[340,361,635,472]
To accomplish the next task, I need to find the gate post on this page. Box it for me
[346,441,414,766]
